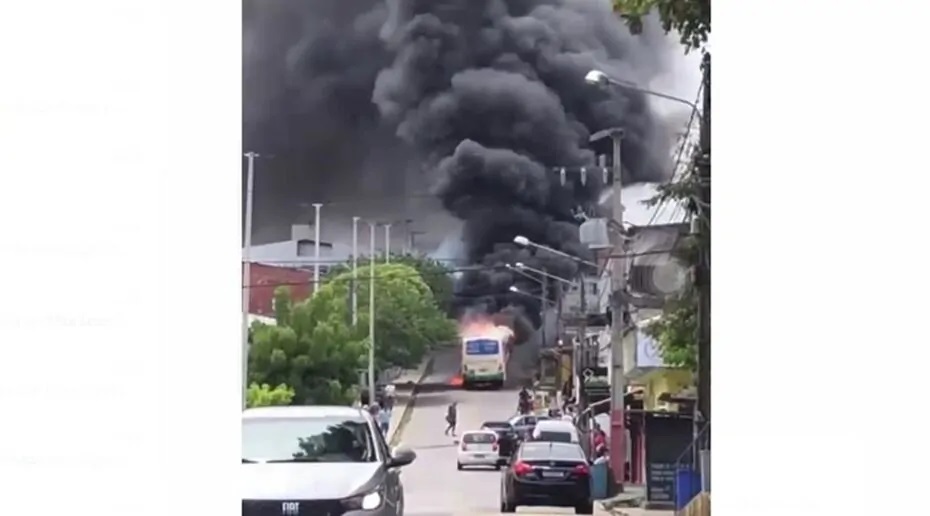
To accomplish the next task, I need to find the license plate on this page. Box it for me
[473,454,485,458]
[542,471,564,478]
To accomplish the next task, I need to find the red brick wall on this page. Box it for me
[245,263,313,317]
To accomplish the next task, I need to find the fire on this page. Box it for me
[458,313,514,342]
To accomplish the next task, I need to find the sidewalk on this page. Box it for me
[386,353,435,445]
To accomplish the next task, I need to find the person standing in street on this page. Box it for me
[378,404,390,436]
[444,401,458,437]
[383,383,396,412]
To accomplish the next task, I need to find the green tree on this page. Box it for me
[273,286,292,326]
[642,286,697,372]
[248,314,364,405]
[246,382,295,408]
[326,254,455,315]
[249,262,456,404]
[613,0,710,52]
[316,262,458,371]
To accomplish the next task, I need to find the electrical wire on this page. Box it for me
[646,82,704,226]
[242,248,682,289]
[244,248,680,267]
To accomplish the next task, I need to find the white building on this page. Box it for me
[243,224,354,274]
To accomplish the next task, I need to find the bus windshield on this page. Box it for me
[465,339,500,355]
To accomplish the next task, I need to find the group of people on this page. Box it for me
[358,384,397,437]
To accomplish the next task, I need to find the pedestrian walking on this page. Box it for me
[444,401,458,436]
[383,383,396,412]
[378,404,390,436]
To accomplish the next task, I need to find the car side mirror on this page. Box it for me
[388,445,416,468]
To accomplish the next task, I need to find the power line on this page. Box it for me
[243,248,682,289]
[646,82,704,226]
[244,249,681,269]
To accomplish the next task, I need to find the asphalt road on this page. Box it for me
[398,387,599,516]
[393,311,583,515]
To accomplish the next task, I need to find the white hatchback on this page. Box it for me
[456,430,501,470]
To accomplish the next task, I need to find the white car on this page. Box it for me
[531,419,581,444]
[456,430,501,470]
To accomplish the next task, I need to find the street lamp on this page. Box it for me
[514,262,577,286]
[509,285,556,306]
[506,263,547,285]
[512,235,599,270]
[351,216,360,326]
[585,69,702,122]
[242,151,259,410]
[367,221,377,403]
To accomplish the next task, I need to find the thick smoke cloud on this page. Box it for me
[244,0,677,335]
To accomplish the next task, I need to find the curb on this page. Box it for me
[387,354,436,446]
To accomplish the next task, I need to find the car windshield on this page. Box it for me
[520,443,585,461]
[464,432,496,444]
[482,421,511,430]
[536,431,573,442]
[242,416,377,463]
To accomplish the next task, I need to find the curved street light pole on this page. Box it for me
[584,70,702,123]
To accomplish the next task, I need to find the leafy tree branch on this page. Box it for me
[613,0,710,52]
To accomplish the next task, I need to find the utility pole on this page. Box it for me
[608,130,628,493]
[402,219,413,255]
[352,216,360,327]
[541,275,548,349]
[696,53,712,448]
[556,281,565,403]
[368,222,377,402]
[384,223,392,263]
[577,278,588,412]
[242,151,259,410]
[312,203,323,296]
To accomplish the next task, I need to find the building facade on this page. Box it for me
[245,262,313,317]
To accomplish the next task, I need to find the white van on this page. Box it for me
[531,419,580,444]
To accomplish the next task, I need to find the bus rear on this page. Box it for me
[461,337,506,389]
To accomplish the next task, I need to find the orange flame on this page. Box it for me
[458,313,514,343]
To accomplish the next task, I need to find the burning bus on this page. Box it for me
[458,314,515,390]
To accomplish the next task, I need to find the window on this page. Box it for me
[464,433,497,444]
[465,339,500,355]
[520,443,585,461]
[536,431,573,443]
[296,239,314,257]
[242,416,376,463]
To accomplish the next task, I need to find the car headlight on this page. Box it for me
[342,490,382,511]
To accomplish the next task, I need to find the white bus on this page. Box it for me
[461,335,509,390]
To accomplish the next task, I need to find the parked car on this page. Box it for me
[508,413,549,439]
[480,421,520,464]
[242,405,416,516]
[457,430,501,470]
[531,419,580,443]
[499,441,593,514]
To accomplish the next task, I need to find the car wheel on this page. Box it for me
[575,502,594,514]
[456,462,463,471]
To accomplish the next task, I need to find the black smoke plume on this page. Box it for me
[244,0,677,338]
